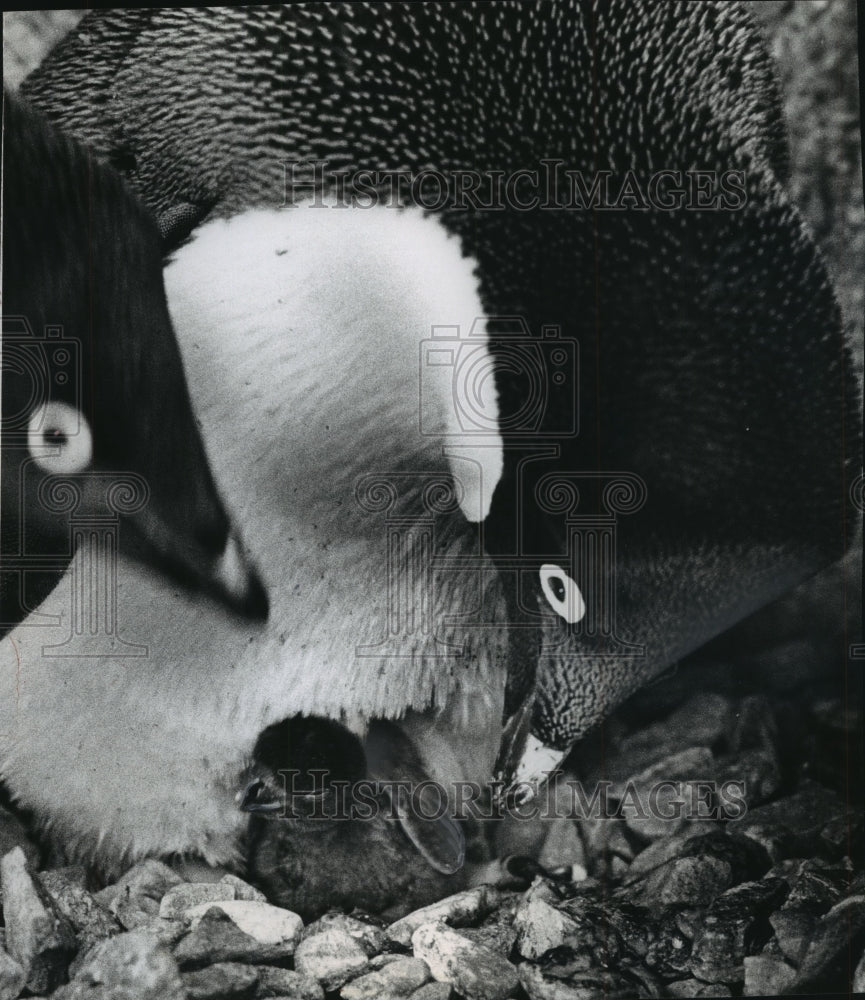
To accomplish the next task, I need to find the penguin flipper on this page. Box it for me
[366,720,465,876]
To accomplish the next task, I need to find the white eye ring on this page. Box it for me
[539,564,586,624]
[27,402,92,474]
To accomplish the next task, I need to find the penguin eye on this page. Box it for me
[539,564,586,624]
[27,402,93,474]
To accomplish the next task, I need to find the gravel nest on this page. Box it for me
[2,680,863,1000]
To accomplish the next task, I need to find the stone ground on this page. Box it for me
[2,4,863,998]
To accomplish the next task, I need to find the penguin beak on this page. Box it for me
[237,778,284,814]
[122,504,269,621]
[494,698,569,806]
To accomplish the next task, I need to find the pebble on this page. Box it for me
[302,912,387,956]
[387,886,502,947]
[255,965,325,999]
[172,908,297,969]
[53,930,185,1000]
[181,961,259,999]
[293,926,370,991]
[0,945,25,1000]
[182,900,302,950]
[665,977,732,997]
[793,894,865,990]
[742,955,797,995]
[513,893,579,959]
[411,923,519,1000]
[626,823,719,880]
[159,881,237,919]
[739,782,845,861]
[690,878,789,984]
[636,855,732,910]
[0,847,77,995]
[94,859,183,911]
[340,956,431,999]
[37,870,122,954]
[218,875,267,903]
[407,984,452,1000]
[0,808,40,890]
[768,906,816,965]
[616,746,716,840]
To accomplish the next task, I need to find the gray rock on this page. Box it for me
[665,977,732,997]
[636,856,732,910]
[117,914,189,950]
[793,894,865,991]
[714,749,781,808]
[255,965,325,999]
[768,907,816,965]
[302,912,387,956]
[101,859,186,931]
[95,859,183,911]
[159,881,237,919]
[181,962,259,999]
[620,693,733,761]
[625,823,719,881]
[739,783,845,861]
[218,875,267,903]
[293,926,370,991]
[37,870,122,954]
[387,887,502,948]
[0,944,26,1000]
[615,747,715,841]
[408,984,452,1000]
[54,930,185,1000]
[454,904,518,957]
[690,878,789,984]
[516,961,632,1000]
[411,923,518,1000]
[0,846,77,995]
[742,955,797,995]
[173,908,297,969]
[38,867,88,892]
[340,956,431,999]
[644,910,692,979]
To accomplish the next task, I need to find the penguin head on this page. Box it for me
[490,185,857,800]
[1,94,267,625]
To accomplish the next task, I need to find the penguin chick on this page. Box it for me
[0,204,507,886]
[240,717,466,919]
[1,93,267,632]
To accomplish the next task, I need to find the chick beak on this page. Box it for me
[237,778,284,814]
[494,698,570,807]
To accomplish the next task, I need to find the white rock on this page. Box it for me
[158,882,236,919]
[183,900,302,948]
[411,922,519,1000]
[0,945,26,1000]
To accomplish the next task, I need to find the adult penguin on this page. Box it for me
[12,2,862,878]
